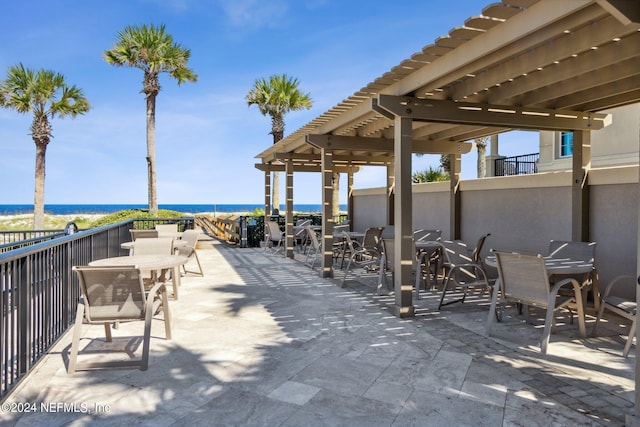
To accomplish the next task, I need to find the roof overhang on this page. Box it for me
[256,0,639,170]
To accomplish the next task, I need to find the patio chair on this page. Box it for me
[438,240,491,309]
[377,238,394,295]
[176,229,204,276]
[264,220,285,254]
[486,250,585,355]
[294,219,312,252]
[331,224,350,262]
[341,226,384,287]
[155,223,178,233]
[592,275,636,357]
[304,226,322,269]
[129,229,158,241]
[133,237,175,285]
[68,266,172,373]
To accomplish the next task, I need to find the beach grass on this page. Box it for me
[0,209,189,231]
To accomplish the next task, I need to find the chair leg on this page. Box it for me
[160,287,172,340]
[623,317,636,358]
[486,280,501,335]
[591,298,607,336]
[540,305,555,355]
[68,303,85,374]
[342,257,355,287]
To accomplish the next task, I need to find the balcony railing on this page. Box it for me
[495,153,539,176]
[0,217,194,400]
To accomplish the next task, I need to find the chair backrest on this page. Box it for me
[155,224,178,234]
[494,251,551,306]
[440,240,471,265]
[342,231,357,253]
[471,233,491,264]
[548,240,596,263]
[413,229,441,243]
[333,224,349,237]
[73,266,146,322]
[306,226,321,250]
[133,237,174,255]
[362,227,384,251]
[295,219,312,236]
[380,238,395,272]
[130,229,158,241]
[180,230,200,248]
[266,220,283,241]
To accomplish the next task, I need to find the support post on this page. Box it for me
[391,116,415,318]
[320,150,335,277]
[387,162,395,226]
[347,171,354,230]
[285,159,294,258]
[264,170,271,247]
[450,154,462,240]
[571,130,590,241]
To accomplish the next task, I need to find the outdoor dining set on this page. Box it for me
[67,223,204,374]
[264,220,637,357]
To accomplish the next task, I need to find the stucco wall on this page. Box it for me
[352,167,638,297]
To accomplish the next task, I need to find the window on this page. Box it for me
[560,131,573,157]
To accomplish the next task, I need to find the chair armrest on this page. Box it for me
[600,275,636,299]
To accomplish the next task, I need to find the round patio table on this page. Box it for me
[414,240,443,299]
[89,254,188,299]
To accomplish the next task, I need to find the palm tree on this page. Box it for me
[412,166,449,183]
[0,64,90,230]
[475,136,489,178]
[246,74,312,212]
[104,23,198,216]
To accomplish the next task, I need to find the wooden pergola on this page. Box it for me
[256,1,640,419]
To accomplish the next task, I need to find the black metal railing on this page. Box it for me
[0,217,194,400]
[0,230,64,246]
[495,153,539,176]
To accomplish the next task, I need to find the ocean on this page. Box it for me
[0,204,347,215]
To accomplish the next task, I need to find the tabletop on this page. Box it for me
[89,254,188,299]
[89,254,188,270]
[121,240,188,251]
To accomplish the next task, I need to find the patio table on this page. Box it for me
[89,254,188,300]
[121,239,189,254]
[414,240,443,300]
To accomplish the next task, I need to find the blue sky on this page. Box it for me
[0,0,538,205]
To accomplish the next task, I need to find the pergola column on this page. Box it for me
[347,171,354,230]
[571,130,590,241]
[264,169,271,237]
[391,116,415,318]
[449,153,462,240]
[320,149,335,277]
[387,162,395,226]
[285,159,295,258]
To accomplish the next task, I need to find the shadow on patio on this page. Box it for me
[1,237,634,426]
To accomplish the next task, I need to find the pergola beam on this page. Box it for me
[307,134,473,155]
[254,163,360,173]
[376,95,611,131]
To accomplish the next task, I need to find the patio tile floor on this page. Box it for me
[1,237,635,426]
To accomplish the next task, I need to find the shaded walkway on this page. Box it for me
[1,239,634,426]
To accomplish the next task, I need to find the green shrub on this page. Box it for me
[88,209,189,228]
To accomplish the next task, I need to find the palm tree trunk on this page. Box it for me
[33,143,46,230]
[146,93,158,216]
[272,171,280,212]
[332,172,340,222]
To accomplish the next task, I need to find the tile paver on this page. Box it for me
[0,237,635,426]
